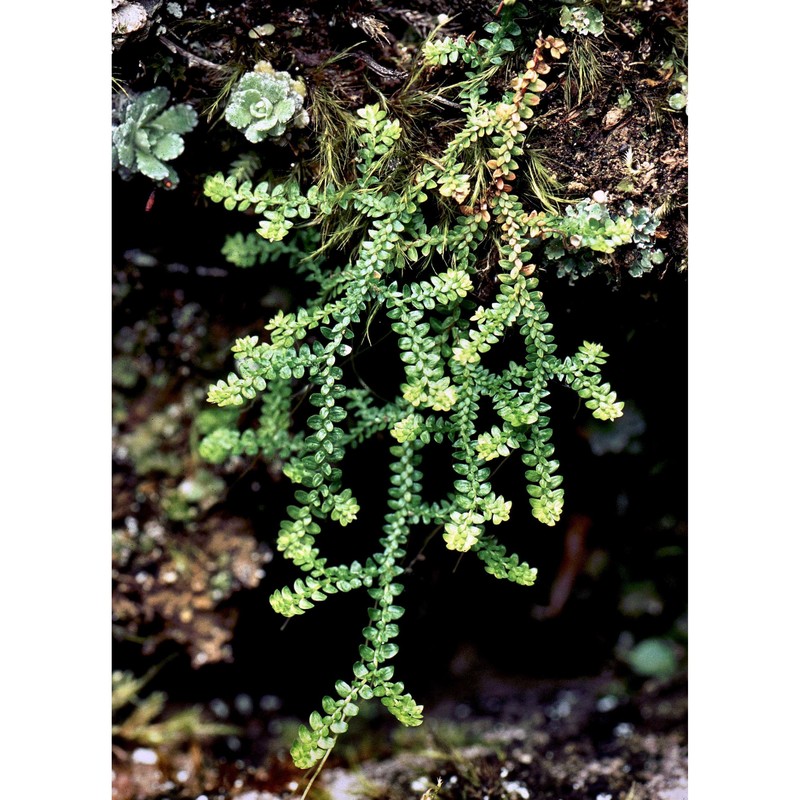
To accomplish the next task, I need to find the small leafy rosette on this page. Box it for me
[559,5,605,37]
[112,87,198,187]
[224,70,308,143]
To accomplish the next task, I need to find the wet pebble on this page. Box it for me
[259,694,281,712]
[504,781,530,799]
[210,698,229,718]
[131,748,158,765]
[614,722,634,739]
[596,694,619,712]
[234,693,253,715]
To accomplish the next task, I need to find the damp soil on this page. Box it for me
[113,1,687,798]
[112,670,687,800]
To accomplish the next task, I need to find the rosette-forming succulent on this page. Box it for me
[559,5,605,37]
[224,64,309,143]
[112,86,198,187]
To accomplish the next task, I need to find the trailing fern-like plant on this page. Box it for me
[201,5,629,772]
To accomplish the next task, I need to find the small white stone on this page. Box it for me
[614,721,634,738]
[504,781,530,799]
[131,747,158,765]
[235,693,253,715]
[259,694,282,711]
[596,695,619,712]
[210,698,229,718]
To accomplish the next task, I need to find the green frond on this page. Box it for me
[196,15,646,772]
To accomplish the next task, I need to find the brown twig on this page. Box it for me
[159,36,227,72]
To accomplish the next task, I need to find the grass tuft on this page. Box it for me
[564,35,602,108]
